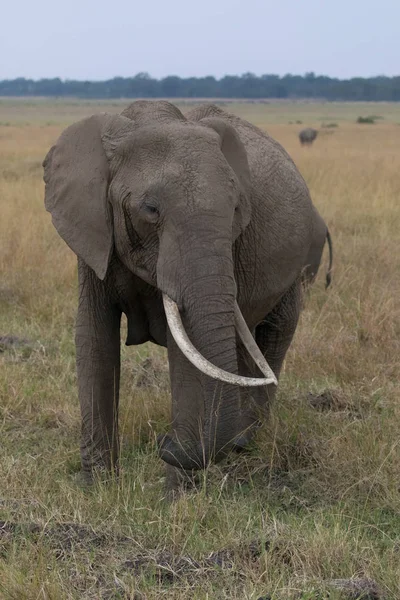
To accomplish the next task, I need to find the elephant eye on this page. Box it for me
[141,201,160,221]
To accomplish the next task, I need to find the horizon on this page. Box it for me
[1,71,399,82]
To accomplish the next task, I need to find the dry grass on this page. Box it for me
[0,100,399,599]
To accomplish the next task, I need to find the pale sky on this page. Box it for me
[2,0,399,80]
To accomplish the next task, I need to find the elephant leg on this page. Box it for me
[75,259,122,483]
[235,279,302,448]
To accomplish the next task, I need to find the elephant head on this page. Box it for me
[43,101,276,470]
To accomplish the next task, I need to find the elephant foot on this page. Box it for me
[164,465,200,500]
[231,435,255,454]
[73,469,95,488]
[231,438,251,453]
[232,419,263,453]
[74,464,119,488]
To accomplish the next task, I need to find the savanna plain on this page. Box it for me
[0,98,399,599]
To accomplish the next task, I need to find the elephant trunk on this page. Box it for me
[157,220,243,469]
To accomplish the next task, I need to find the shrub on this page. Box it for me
[357,116,376,124]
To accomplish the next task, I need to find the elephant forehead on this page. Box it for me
[120,123,220,163]
[120,141,232,189]
[135,161,235,202]
[113,125,235,203]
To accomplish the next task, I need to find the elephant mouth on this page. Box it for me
[162,294,277,387]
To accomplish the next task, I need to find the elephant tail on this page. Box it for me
[325,228,333,289]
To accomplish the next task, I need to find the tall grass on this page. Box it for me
[0,102,399,599]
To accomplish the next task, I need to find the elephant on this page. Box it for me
[299,127,318,146]
[43,100,332,490]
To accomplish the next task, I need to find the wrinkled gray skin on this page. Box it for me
[43,101,331,489]
[299,127,318,146]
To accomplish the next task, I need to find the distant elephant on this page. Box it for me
[43,101,332,489]
[299,127,318,146]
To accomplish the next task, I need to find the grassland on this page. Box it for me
[0,99,399,599]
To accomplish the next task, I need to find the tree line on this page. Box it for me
[1,72,400,101]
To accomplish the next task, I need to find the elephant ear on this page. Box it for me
[198,116,251,226]
[43,114,133,280]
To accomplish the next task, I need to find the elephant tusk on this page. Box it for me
[163,294,276,387]
[234,301,278,386]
